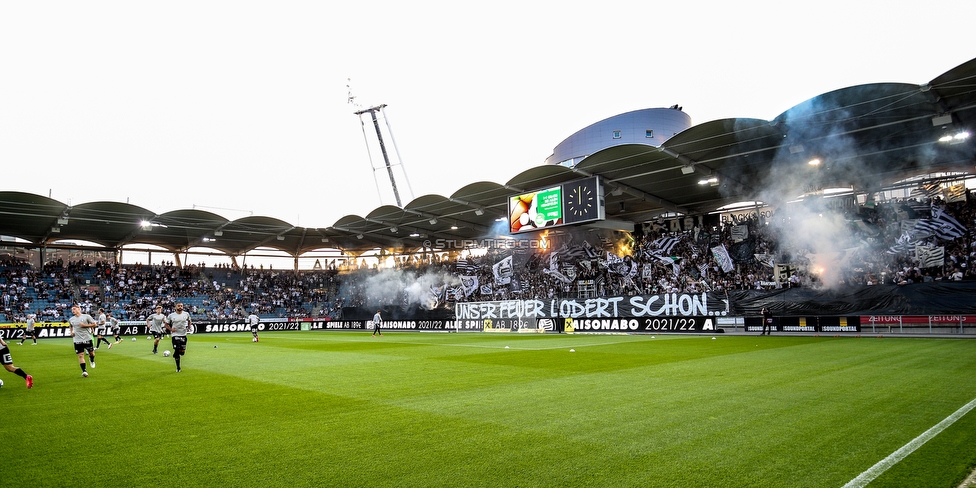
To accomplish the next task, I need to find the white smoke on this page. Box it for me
[722,101,873,289]
[357,268,460,310]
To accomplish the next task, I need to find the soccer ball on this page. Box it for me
[163,350,170,357]
[132,337,136,342]
[252,338,257,342]
[0,378,4,388]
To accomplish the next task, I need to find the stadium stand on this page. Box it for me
[1,193,974,326]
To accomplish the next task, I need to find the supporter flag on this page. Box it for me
[543,267,573,283]
[775,264,797,283]
[754,253,775,268]
[909,182,942,200]
[564,266,577,280]
[710,244,734,273]
[730,240,755,264]
[887,230,916,255]
[641,264,654,280]
[553,241,600,264]
[731,224,749,242]
[904,201,930,218]
[459,275,478,297]
[450,285,465,300]
[492,256,513,285]
[456,257,480,274]
[429,284,446,300]
[650,235,682,255]
[695,230,711,247]
[657,255,680,277]
[697,262,709,278]
[944,184,968,203]
[929,206,967,239]
[915,244,945,269]
[605,251,639,278]
[480,284,492,295]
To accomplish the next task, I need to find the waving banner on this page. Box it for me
[455,292,730,320]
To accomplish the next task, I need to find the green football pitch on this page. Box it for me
[3,332,976,487]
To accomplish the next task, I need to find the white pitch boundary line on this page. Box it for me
[306,334,661,351]
[842,396,976,488]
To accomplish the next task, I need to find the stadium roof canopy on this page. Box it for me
[2,57,976,258]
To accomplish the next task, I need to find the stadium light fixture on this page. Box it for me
[698,177,718,185]
[940,131,970,144]
[213,231,223,236]
[429,218,438,225]
[808,158,821,166]
[276,235,285,241]
[932,114,953,126]
[390,226,398,233]
[474,208,485,216]
[680,165,695,175]
[321,238,329,243]
[356,234,363,239]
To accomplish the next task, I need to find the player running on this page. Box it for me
[0,335,33,388]
[69,304,98,377]
[164,302,191,373]
[147,305,166,354]
[94,308,112,350]
[109,311,122,344]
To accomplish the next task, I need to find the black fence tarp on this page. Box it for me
[729,281,976,317]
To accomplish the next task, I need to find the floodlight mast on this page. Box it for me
[355,104,402,207]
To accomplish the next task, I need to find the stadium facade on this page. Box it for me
[545,107,692,168]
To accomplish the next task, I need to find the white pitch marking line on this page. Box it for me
[321,335,658,350]
[842,396,976,488]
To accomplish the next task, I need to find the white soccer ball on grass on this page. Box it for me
[163,350,170,357]
[0,378,4,388]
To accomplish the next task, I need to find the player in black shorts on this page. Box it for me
[69,304,98,377]
[109,311,122,344]
[164,303,191,372]
[19,314,38,345]
[0,335,33,388]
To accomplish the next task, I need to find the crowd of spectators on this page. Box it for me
[1,194,974,323]
[448,195,976,302]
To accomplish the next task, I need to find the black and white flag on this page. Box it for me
[650,235,682,256]
[492,256,513,285]
[915,244,945,269]
[710,244,734,273]
[459,275,479,297]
